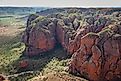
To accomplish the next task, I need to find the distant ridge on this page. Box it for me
[0,7,48,15]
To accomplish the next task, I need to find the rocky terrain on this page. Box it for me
[21,8,121,81]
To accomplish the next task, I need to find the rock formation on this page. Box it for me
[22,8,121,81]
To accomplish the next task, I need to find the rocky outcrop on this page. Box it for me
[69,23,121,81]
[69,12,121,80]
[22,8,121,81]
[22,13,81,55]
[22,17,57,56]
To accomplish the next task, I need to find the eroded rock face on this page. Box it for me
[23,17,57,56]
[23,13,80,55]
[22,8,121,81]
[69,24,121,81]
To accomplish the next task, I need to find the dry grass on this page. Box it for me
[0,15,26,76]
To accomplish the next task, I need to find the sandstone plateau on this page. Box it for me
[22,8,121,81]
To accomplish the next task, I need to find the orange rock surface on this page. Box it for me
[22,8,121,81]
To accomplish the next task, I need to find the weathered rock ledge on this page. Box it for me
[22,8,121,81]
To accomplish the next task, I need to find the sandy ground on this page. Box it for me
[0,26,25,36]
[0,26,25,46]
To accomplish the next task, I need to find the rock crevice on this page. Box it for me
[22,8,121,81]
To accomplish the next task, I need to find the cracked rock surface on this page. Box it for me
[22,8,121,81]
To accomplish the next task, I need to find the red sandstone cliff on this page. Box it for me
[22,8,121,81]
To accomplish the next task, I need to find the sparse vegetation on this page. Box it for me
[41,57,69,75]
[0,20,69,80]
[0,9,27,80]
[1,7,121,81]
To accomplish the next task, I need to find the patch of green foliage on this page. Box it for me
[41,57,69,75]
[31,16,45,24]
[0,35,25,75]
